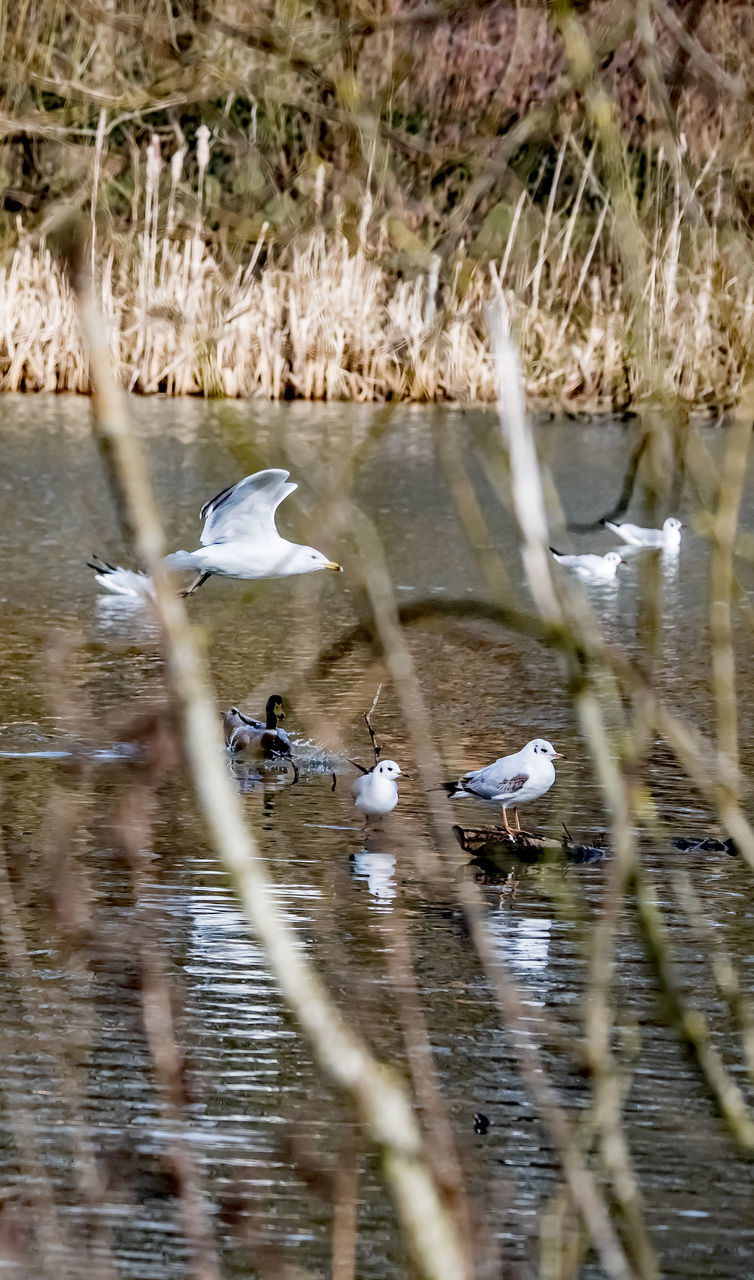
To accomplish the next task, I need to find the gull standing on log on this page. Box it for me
[89,469,343,598]
[446,738,561,836]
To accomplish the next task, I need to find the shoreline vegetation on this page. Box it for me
[2,2,753,410]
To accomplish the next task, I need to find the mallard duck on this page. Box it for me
[223,695,292,759]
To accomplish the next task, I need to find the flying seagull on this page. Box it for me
[90,469,342,598]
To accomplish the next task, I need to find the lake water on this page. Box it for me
[0,395,753,1279]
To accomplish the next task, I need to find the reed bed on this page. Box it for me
[2,0,753,409]
[0,144,751,410]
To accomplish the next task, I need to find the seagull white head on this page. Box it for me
[662,516,683,549]
[374,760,402,778]
[280,544,343,576]
[524,739,562,760]
[604,551,626,568]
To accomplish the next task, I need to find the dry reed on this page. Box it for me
[0,134,752,410]
[2,0,754,409]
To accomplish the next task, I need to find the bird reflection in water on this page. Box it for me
[350,833,397,905]
[228,756,298,800]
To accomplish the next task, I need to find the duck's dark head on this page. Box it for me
[265,694,286,728]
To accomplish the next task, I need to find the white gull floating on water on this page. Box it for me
[603,516,683,551]
[549,548,625,580]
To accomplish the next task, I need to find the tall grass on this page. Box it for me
[1,131,752,408]
[1,1,753,408]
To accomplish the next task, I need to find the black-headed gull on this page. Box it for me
[352,760,402,818]
[446,738,560,835]
[603,516,682,551]
[90,469,343,598]
[549,548,625,580]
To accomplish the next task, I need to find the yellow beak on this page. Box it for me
[326,561,344,572]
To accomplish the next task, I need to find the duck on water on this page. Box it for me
[223,695,291,760]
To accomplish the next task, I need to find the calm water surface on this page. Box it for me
[1,396,753,1278]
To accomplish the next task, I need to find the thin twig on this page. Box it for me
[364,683,383,765]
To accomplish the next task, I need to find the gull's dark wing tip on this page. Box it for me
[87,556,118,574]
[200,479,237,521]
[199,469,293,522]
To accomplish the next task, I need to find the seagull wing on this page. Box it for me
[458,746,530,798]
[199,470,298,546]
[489,772,529,799]
[606,522,656,545]
[456,760,515,800]
[560,554,606,575]
[551,550,588,569]
[352,773,370,799]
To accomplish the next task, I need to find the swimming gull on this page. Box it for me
[603,516,682,551]
[549,548,625,580]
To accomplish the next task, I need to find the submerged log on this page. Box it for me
[672,835,738,856]
[452,823,607,879]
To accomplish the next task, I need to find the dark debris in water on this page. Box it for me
[672,835,738,856]
[97,1142,181,1204]
[452,824,607,879]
